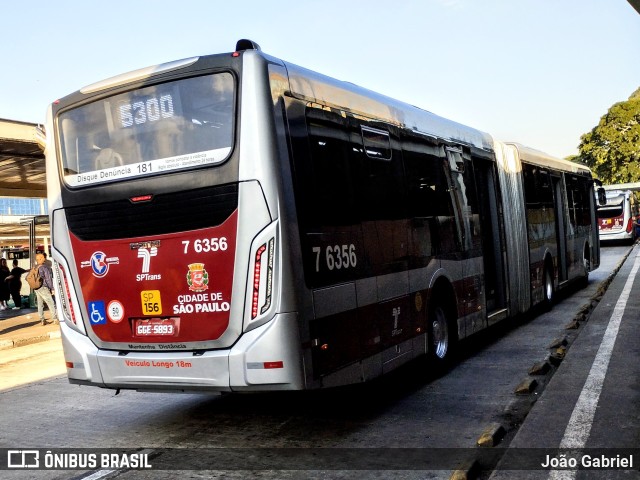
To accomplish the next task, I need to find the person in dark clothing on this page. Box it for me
[34,253,58,325]
[6,259,26,310]
[0,258,10,310]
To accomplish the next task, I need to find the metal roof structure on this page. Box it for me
[603,182,640,192]
[0,119,48,248]
[0,119,46,197]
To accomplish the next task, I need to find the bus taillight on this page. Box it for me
[627,218,633,233]
[251,238,275,320]
[55,264,77,326]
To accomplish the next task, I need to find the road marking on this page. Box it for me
[77,469,116,480]
[549,251,640,480]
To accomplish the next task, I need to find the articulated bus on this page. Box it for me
[43,40,600,393]
[598,189,638,243]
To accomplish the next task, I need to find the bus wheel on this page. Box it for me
[581,251,590,287]
[429,304,452,362]
[542,266,554,310]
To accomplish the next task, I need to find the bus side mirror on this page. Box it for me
[597,187,606,206]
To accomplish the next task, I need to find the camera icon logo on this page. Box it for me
[7,450,40,468]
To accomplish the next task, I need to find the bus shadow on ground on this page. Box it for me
[185,278,593,419]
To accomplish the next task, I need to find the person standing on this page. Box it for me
[7,259,27,310]
[42,251,53,267]
[0,258,10,310]
[34,253,58,325]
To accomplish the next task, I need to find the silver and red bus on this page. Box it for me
[598,189,638,243]
[43,40,600,393]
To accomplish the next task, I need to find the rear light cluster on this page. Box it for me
[251,238,274,319]
[54,263,79,329]
[627,218,633,233]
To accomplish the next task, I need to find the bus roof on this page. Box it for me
[282,60,494,153]
[506,142,592,176]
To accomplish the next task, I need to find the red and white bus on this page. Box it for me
[44,40,601,393]
[598,189,638,243]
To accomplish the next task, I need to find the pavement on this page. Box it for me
[0,305,60,350]
[488,242,640,479]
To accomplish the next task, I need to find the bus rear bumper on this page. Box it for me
[59,313,303,392]
[599,229,634,242]
[61,322,232,391]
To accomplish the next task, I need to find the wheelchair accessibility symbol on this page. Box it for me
[88,301,107,325]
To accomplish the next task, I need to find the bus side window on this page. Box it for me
[523,163,555,242]
[293,105,365,287]
[352,121,407,273]
[402,134,455,260]
[571,176,591,228]
[460,154,482,251]
[355,124,405,221]
[445,147,481,252]
[305,108,357,227]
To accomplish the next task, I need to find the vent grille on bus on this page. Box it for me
[65,184,238,241]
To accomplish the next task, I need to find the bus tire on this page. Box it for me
[542,264,554,311]
[428,302,456,364]
[580,245,590,287]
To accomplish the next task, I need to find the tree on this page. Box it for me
[578,88,640,184]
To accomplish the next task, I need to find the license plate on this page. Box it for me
[133,317,179,337]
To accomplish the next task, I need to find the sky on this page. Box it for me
[2,0,639,160]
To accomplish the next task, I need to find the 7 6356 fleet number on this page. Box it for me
[312,244,357,272]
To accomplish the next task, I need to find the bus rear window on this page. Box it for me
[58,72,235,187]
[597,206,623,219]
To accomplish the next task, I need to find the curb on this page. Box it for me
[477,424,506,448]
[464,244,637,478]
[450,459,480,480]
[0,329,61,351]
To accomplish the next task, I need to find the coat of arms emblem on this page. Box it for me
[187,263,209,292]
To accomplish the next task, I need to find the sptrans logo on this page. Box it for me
[137,247,157,272]
[131,241,162,281]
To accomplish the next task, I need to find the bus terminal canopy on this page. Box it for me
[0,119,48,247]
[0,118,46,198]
